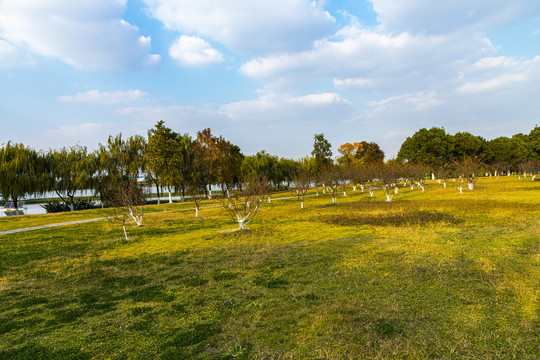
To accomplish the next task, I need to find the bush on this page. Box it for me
[42,200,98,213]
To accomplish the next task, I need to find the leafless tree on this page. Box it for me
[375,164,400,201]
[293,169,311,209]
[106,179,146,240]
[349,163,371,193]
[406,163,428,192]
[218,175,272,230]
[519,160,540,180]
[455,157,483,192]
[321,165,344,203]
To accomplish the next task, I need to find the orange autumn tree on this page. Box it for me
[336,141,385,166]
[336,142,364,166]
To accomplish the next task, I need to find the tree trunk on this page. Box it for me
[122,224,128,240]
[69,194,75,212]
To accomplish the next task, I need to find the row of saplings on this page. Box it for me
[108,160,539,239]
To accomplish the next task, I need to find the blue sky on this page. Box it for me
[1,0,540,159]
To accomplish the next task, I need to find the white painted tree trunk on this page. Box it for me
[301,201,304,209]
[443,181,447,188]
[128,209,143,226]
[360,184,365,192]
[168,191,173,203]
[353,186,357,192]
[458,186,463,193]
[418,183,425,192]
[122,225,128,240]
[369,190,374,197]
[385,193,393,202]
[394,187,398,194]
[343,191,347,196]
[195,206,199,217]
[268,195,272,203]
[532,175,536,181]
[467,182,474,191]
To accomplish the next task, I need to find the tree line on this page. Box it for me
[1,122,539,214]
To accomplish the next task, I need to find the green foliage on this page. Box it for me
[487,136,531,168]
[242,151,280,185]
[146,121,190,196]
[311,133,333,172]
[42,200,98,213]
[529,125,540,160]
[397,127,454,167]
[43,145,94,211]
[452,132,487,159]
[0,142,40,205]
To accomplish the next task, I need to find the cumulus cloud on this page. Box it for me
[240,22,494,91]
[143,0,335,55]
[369,0,540,34]
[169,36,224,66]
[457,56,540,93]
[0,0,152,70]
[59,89,149,105]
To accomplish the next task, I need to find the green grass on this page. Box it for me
[0,176,538,359]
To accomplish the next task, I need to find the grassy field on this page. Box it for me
[0,176,538,359]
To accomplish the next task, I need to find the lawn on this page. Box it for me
[0,176,538,359]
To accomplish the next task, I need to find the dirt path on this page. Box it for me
[0,218,109,236]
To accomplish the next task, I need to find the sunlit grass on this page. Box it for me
[0,176,538,359]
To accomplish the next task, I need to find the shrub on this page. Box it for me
[42,200,98,213]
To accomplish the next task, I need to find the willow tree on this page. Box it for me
[97,134,146,205]
[44,145,94,211]
[0,142,40,213]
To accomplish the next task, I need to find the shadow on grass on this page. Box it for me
[319,210,462,227]
[161,322,222,359]
[0,344,91,360]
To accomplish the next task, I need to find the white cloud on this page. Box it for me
[458,73,527,93]
[369,0,540,34]
[0,0,151,70]
[142,54,162,67]
[143,0,335,55]
[457,55,540,93]
[59,89,148,105]
[221,92,352,122]
[116,92,353,158]
[169,36,224,66]
[333,78,373,89]
[240,23,494,91]
[0,38,34,67]
[26,122,117,150]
